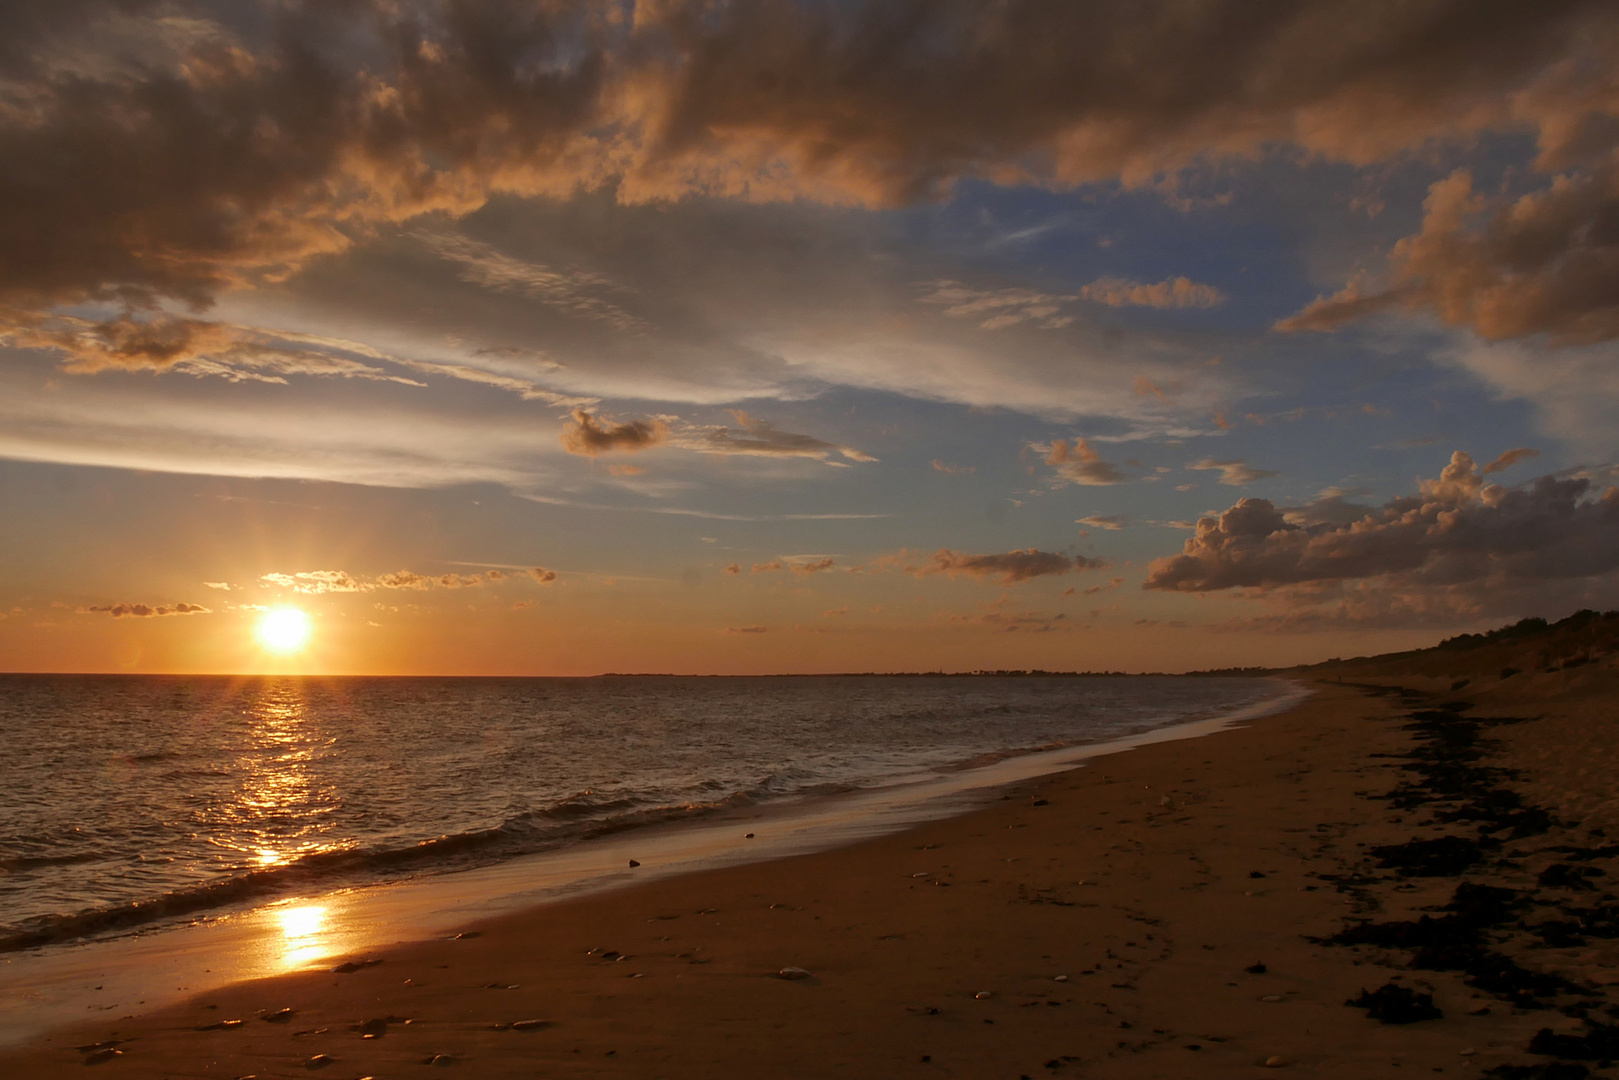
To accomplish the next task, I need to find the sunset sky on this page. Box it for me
[2,0,1617,674]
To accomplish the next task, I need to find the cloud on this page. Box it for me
[260,570,364,594]
[528,567,558,584]
[202,581,231,590]
[724,564,742,575]
[1083,576,1126,596]
[414,232,646,332]
[1187,459,1280,486]
[1278,161,1619,344]
[923,548,1097,584]
[0,310,428,385]
[6,0,1607,332]
[725,625,769,634]
[1145,451,1619,597]
[1077,277,1223,309]
[1077,515,1127,530]
[751,556,837,575]
[559,410,670,456]
[690,411,876,465]
[922,275,1221,330]
[1483,447,1542,474]
[1041,438,1128,486]
[376,570,430,590]
[435,574,484,589]
[84,601,210,618]
[931,459,975,475]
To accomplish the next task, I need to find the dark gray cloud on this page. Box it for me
[1145,451,1619,593]
[924,548,1099,584]
[1,0,1610,321]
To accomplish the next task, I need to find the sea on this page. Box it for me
[0,673,1293,959]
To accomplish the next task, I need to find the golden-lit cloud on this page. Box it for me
[84,601,210,618]
[1040,438,1127,486]
[559,409,670,456]
[1279,163,1619,344]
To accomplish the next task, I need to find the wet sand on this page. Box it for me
[7,661,1619,1078]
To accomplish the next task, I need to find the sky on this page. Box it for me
[2,0,1618,675]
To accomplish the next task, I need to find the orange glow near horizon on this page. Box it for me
[255,608,313,654]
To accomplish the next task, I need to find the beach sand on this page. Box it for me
[8,658,1619,1078]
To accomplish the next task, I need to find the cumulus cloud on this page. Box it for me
[691,411,876,465]
[1278,161,1619,344]
[1041,438,1128,486]
[922,549,1098,584]
[3,0,1609,328]
[931,459,975,475]
[376,570,430,590]
[559,410,670,456]
[528,567,558,584]
[1188,459,1280,486]
[260,570,364,594]
[1077,515,1127,530]
[1145,452,1619,599]
[84,601,210,618]
[725,625,769,634]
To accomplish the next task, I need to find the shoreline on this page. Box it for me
[0,677,1306,1049]
[7,665,1617,1077]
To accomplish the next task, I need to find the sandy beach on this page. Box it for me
[7,645,1619,1078]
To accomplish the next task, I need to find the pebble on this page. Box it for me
[84,1048,123,1065]
[424,1054,457,1067]
[1459,1048,1476,1056]
[1260,994,1283,1002]
[628,859,640,867]
[305,1054,334,1069]
[262,1008,295,1023]
[777,966,812,980]
[974,991,993,999]
[1264,1054,1288,1067]
[1054,975,1069,983]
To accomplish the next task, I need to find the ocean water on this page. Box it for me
[0,674,1285,953]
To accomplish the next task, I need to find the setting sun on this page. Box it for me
[255,608,313,653]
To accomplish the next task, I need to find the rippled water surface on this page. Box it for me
[0,674,1284,949]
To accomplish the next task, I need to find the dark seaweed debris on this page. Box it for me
[1345,982,1442,1024]
[1323,882,1575,1009]
[1528,1021,1619,1060]
[1484,1064,1591,1080]
[1370,835,1494,876]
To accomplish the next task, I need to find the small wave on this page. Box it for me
[0,778,847,952]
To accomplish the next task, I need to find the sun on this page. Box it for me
[255,607,313,653]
